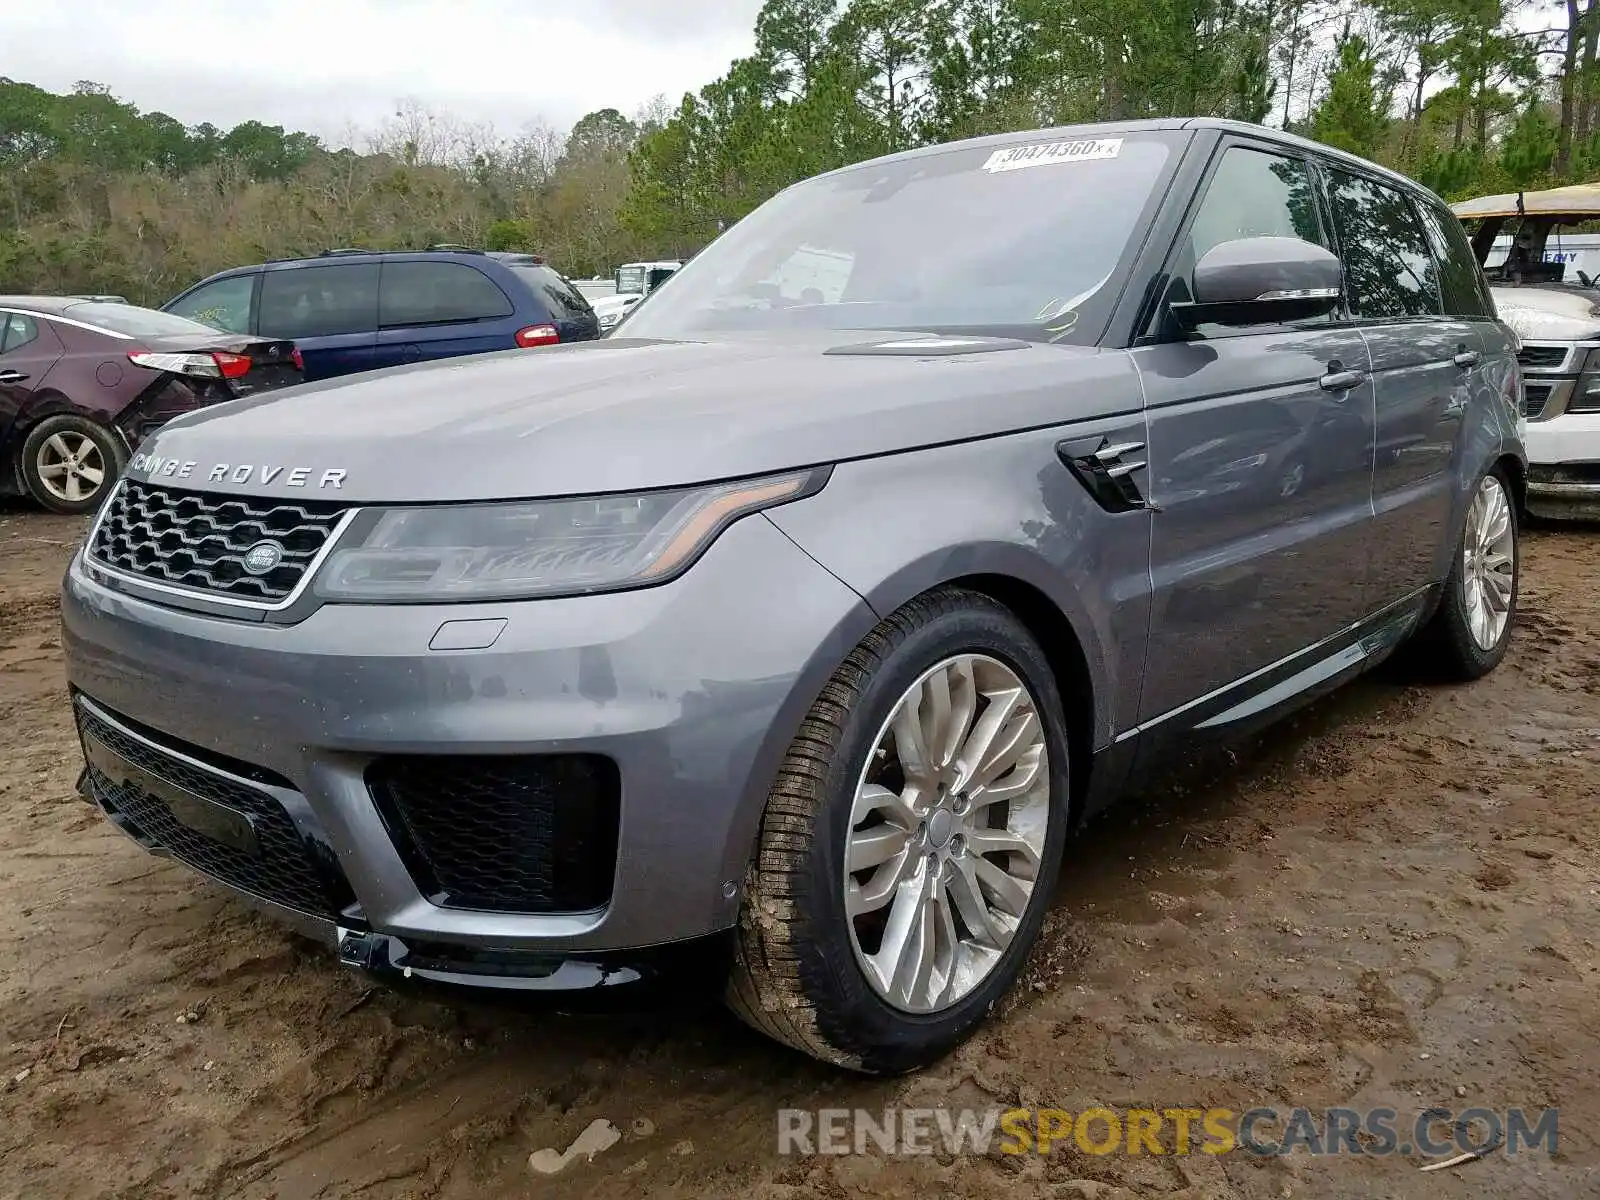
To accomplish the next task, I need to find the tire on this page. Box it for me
[726,587,1072,1074]
[19,415,126,515]
[1409,466,1519,681]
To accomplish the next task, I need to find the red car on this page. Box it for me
[0,297,302,513]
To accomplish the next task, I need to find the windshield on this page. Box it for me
[622,132,1179,344]
[61,302,231,338]
[616,265,649,295]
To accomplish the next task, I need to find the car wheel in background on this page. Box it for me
[19,415,126,515]
[1409,466,1520,681]
[726,588,1072,1074]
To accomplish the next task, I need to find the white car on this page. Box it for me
[1454,185,1600,519]
[595,260,682,332]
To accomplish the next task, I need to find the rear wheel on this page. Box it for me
[727,588,1071,1074]
[19,415,125,515]
[1410,467,1519,681]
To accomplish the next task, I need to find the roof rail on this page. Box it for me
[319,247,376,257]
[425,243,486,254]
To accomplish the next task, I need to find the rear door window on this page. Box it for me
[1416,203,1495,318]
[378,262,514,328]
[1325,170,1442,319]
[259,264,380,339]
[167,273,256,334]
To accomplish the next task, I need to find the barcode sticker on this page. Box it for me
[982,138,1124,173]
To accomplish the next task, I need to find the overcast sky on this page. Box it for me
[2,0,764,141]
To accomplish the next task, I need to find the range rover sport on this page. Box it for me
[62,119,1524,1075]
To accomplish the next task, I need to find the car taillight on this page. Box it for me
[515,324,560,348]
[128,350,251,379]
[291,346,304,371]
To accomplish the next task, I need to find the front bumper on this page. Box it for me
[1524,409,1600,519]
[61,512,874,965]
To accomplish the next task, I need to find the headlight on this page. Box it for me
[314,468,828,602]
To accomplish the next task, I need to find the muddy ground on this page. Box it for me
[0,504,1595,1200]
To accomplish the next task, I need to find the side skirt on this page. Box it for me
[1079,586,1436,822]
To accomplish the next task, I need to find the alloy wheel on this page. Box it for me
[844,654,1052,1014]
[1461,473,1516,652]
[36,432,106,504]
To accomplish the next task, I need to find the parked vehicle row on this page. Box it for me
[61,118,1524,1075]
[0,298,301,513]
[1451,184,1600,520]
[164,248,601,381]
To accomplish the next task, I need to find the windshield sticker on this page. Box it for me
[982,138,1123,173]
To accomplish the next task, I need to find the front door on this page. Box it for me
[1131,139,1378,724]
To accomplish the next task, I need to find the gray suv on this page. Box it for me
[61,119,1524,1075]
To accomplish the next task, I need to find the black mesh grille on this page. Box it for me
[77,704,352,920]
[88,481,348,603]
[1517,344,1569,371]
[1522,381,1553,419]
[368,755,620,913]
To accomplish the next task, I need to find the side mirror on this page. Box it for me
[1171,236,1343,330]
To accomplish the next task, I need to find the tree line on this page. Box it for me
[3,0,1597,305]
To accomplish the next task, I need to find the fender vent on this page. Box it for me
[1055,436,1155,513]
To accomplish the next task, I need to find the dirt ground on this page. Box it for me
[0,503,1596,1200]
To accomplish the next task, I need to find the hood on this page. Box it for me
[123,332,1139,503]
[1491,284,1600,342]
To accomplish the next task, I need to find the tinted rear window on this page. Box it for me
[379,261,514,327]
[260,263,380,339]
[508,265,596,322]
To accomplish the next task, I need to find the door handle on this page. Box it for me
[0,370,27,384]
[1318,369,1365,392]
[1453,350,1481,368]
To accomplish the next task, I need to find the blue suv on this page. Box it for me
[163,249,601,381]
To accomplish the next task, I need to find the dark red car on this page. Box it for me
[0,297,302,513]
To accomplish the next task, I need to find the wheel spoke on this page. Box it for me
[951,685,1023,790]
[36,461,69,478]
[970,743,1045,807]
[890,682,935,784]
[847,823,909,873]
[949,858,1008,950]
[871,862,936,1006]
[76,464,104,487]
[972,856,1032,918]
[65,474,83,502]
[44,433,72,460]
[965,828,1043,875]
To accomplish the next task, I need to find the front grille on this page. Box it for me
[368,755,620,914]
[88,481,348,604]
[77,703,352,920]
[1523,381,1553,419]
[1517,344,1570,371]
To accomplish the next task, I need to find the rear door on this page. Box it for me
[1320,168,1475,607]
[376,260,517,364]
[257,262,380,381]
[0,312,65,450]
[1131,137,1377,723]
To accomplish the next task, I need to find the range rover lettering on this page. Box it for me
[62,119,1524,1074]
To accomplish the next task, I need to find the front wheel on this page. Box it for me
[1410,467,1519,680]
[726,588,1072,1074]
